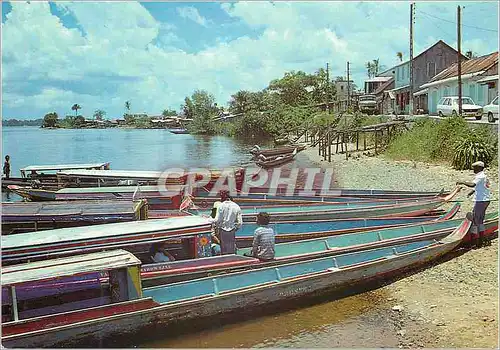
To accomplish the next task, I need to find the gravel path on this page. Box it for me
[303,146,499,348]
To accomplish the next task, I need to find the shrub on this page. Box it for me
[452,134,495,170]
[385,116,469,162]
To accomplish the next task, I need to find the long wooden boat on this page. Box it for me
[239,186,451,199]
[250,144,306,157]
[1,221,470,348]
[191,188,460,222]
[169,128,189,134]
[0,203,461,266]
[256,152,296,168]
[1,216,214,265]
[56,167,245,190]
[1,200,148,235]
[1,162,110,189]
[143,208,500,287]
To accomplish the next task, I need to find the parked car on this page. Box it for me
[482,96,499,123]
[436,96,483,120]
[359,94,377,115]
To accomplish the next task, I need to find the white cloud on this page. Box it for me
[176,6,210,27]
[2,1,498,118]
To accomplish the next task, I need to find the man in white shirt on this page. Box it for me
[216,190,242,254]
[457,161,491,248]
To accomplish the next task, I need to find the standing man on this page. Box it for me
[457,161,491,248]
[3,155,10,179]
[216,190,242,254]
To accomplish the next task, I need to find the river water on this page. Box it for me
[2,126,399,347]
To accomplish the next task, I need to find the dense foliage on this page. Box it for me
[42,112,59,128]
[2,118,43,127]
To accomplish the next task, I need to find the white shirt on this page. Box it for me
[152,252,172,263]
[473,171,491,202]
[216,200,243,231]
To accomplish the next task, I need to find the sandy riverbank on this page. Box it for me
[303,146,499,348]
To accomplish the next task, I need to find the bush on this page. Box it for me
[452,134,495,170]
[385,116,468,162]
[386,116,497,168]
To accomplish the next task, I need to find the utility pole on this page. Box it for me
[326,62,330,114]
[347,61,351,110]
[457,6,462,116]
[409,2,415,116]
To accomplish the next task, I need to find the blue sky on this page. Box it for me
[2,1,498,119]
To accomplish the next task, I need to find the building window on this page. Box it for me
[427,62,436,77]
[341,86,344,91]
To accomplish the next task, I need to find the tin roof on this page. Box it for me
[2,250,140,285]
[429,52,498,83]
[373,77,395,95]
[377,40,465,75]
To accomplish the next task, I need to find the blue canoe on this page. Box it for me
[2,219,470,347]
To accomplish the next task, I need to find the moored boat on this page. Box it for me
[250,144,306,157]
[0,202,463,266]
[1,200,148,234]
[2,162,110,189]
[56,168,245,191]
[1,216,213,265]
[255,151,296,168]
[169,128,190,134]
[190,188,460,222]
[1,219,471,348]
[143,207,500,286]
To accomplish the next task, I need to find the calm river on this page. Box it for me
[1,126,398,347]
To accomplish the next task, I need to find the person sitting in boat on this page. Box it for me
[244,212,275,262]
[150,242,175,263]
[209,201,222,256]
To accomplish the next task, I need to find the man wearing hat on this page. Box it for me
[456,161,491,248]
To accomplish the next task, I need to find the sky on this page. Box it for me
[1,1,499,119]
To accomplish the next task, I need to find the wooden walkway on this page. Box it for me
[300,118,411,162]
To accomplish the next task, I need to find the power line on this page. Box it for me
[418,10,498,33]
[418,12,456,41]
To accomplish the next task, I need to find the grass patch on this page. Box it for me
[385,116,497,168]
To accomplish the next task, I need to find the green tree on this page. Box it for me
[184,90,219,134]
[93,109,106,121]
[42,112,59,128]
[71,104,81,117]
[228,90,252,114]
[465,50,477,59]
[124,114,136,125]
[181,97,195,118]
[75,115,85,126]
[162,109,178,118]
[267,71,317,106]
[366,59,384,78]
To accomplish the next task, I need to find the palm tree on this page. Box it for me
[366,61,374,78]
[230,91,251,114]
[125,101,131,115]
[71,104,81,117]
[397,52,403,62]
[372,59,380,76]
